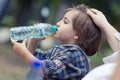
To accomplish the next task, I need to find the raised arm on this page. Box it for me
[87,9,119,52]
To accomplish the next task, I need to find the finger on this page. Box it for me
[11,40,17,45]
[86,9,96,18]
[22,39,27,44]
[89,8,102,14]
[41,37,46,40]
[22,39,27,46]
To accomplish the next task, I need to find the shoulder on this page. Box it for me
[59,44,89,61]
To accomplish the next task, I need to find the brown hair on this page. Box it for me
[67,4,104,56]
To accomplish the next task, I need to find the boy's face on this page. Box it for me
[55,10,78,44]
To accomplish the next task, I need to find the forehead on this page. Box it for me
[64,10,79,20]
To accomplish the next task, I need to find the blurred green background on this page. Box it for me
[0,0,120,80]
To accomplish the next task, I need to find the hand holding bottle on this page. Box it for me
[11,39,41,64]
[11,40,27,57]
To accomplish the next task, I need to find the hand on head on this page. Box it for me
[86,8,110,30]
[11,37,46,56]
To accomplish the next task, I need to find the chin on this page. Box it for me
[54,35,60,40]
[54,33,59,37]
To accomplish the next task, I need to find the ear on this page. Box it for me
[74,34,79,40]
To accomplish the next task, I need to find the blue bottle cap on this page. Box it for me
[31,61,42,68]
[52,25,58,32]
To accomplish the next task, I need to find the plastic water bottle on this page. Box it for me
[26,61,44,80]
[10,23,58,41]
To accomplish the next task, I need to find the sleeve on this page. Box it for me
[41,51,71,79]
[41,51,79,79]
[41,50,89,79]
[34,48,53,60]
[41,59,66,78]
[103,51,120,63]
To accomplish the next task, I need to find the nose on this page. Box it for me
[56,20,62,28]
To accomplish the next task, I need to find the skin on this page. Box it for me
[12,40,40,64]
[55,10,79,44]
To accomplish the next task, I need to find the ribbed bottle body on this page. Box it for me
[10,23,57,41]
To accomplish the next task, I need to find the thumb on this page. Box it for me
[22,39,27,44]
[11,40,19,45]
[11,40,16,45]
[22,39,27,47]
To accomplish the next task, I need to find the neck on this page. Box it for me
[62,40,76,44]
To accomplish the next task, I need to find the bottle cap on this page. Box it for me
[31,61,42,68]
[52,25,58,32]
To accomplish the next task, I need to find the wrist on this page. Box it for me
[20,48,28,57]
[100,22,112,32]
[21,49,36,65]
[27,38,39,47]
[31,38,39,43]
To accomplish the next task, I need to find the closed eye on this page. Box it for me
[64,17,69,24]
[64,20,67,24]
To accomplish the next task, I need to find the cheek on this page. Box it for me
[57,27,70,35]
[54,27,65,37]
[55,27,75,38]
[54,28,64,38]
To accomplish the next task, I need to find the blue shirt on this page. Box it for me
[34,44,90,80]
